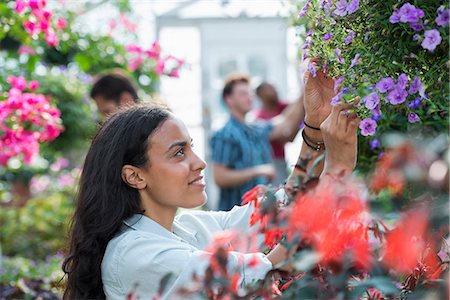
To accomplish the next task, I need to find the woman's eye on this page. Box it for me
[175,148,185,157]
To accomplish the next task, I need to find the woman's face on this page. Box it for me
[139,117,207,209]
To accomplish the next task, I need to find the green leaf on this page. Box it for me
[73,53,92,72]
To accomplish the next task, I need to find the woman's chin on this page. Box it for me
[182,193,207,209]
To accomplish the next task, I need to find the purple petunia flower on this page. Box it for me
[435,7,449,27]
[419,85,427,99]
[371,105,382,121]
[334,48,345,63]
[345,31,356,44]
[407,97,422,109]
[409,22,423,31]
[308,62,317,78]
[331,91,344,105]
[408,77,422,95]
[407,112,420,123]
[323,32,332,41]
[298,1,311,17]
[370,138,380,149]
[390,11,401,23]
[334,76,344,93]
[421,29,442,51]
[302,52,308,61]
[302,36,312,50]
[364,92,380,110]
[323,1,333,17]
[386,87,408,105]
[306,29,314,37]
[359,118,377,136]
[397,73,408,89]
[376,78,395,93]
[413,34,420,41]
[349,53,360,68]
[399,3,425,23]
[333,0,348,17]
[347,0,359,14]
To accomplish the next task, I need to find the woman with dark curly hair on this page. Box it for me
[62,64,359,299]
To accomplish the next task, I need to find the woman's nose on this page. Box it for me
[191,152,207,171]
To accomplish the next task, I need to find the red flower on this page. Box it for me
[382,209,430,274]
[241,186,263,206]
[262,227,284,248]
[288,180,371,268]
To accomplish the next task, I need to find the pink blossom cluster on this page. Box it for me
[14,0,68,47]
[0,76,64,166]
[108,13,138,35]
[126,41,185,77]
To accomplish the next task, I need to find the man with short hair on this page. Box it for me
[211,74,305,211]
[90,71,139,116]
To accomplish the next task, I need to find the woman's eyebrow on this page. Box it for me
[166,139,191,153]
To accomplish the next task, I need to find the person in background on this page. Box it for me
[211,74,305,211]
[254,82,290,186]
[90,70,139,117]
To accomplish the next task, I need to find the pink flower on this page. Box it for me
[126,44,142,53]
[0,84,63,166]
[18,45,35,55]
[154,59,165,75]
[23,20,40,35]
[39,20,50,31]
[29,0,46,10]
[56,18,68,29]
[146,40,161,59]
[168,68,180,78]
[28,80,40,91]
[45,29,59,47]
[7,76,27,91]
[37,9,52,22]
[58,174,75,188]
[108,19,117,30]
[50,157,70,172]
[15,0,27,13]
[127,56,144,71]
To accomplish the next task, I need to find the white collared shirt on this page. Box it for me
[101,204,273,299]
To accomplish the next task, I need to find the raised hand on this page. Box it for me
[303,60,336,128]
[320,99,360,176]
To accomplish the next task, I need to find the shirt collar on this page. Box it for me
[229,115,246,127]
[123,214,197,243]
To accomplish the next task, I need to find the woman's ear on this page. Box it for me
[121,165,147,189]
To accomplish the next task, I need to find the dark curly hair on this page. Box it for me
[62,105,171,299]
